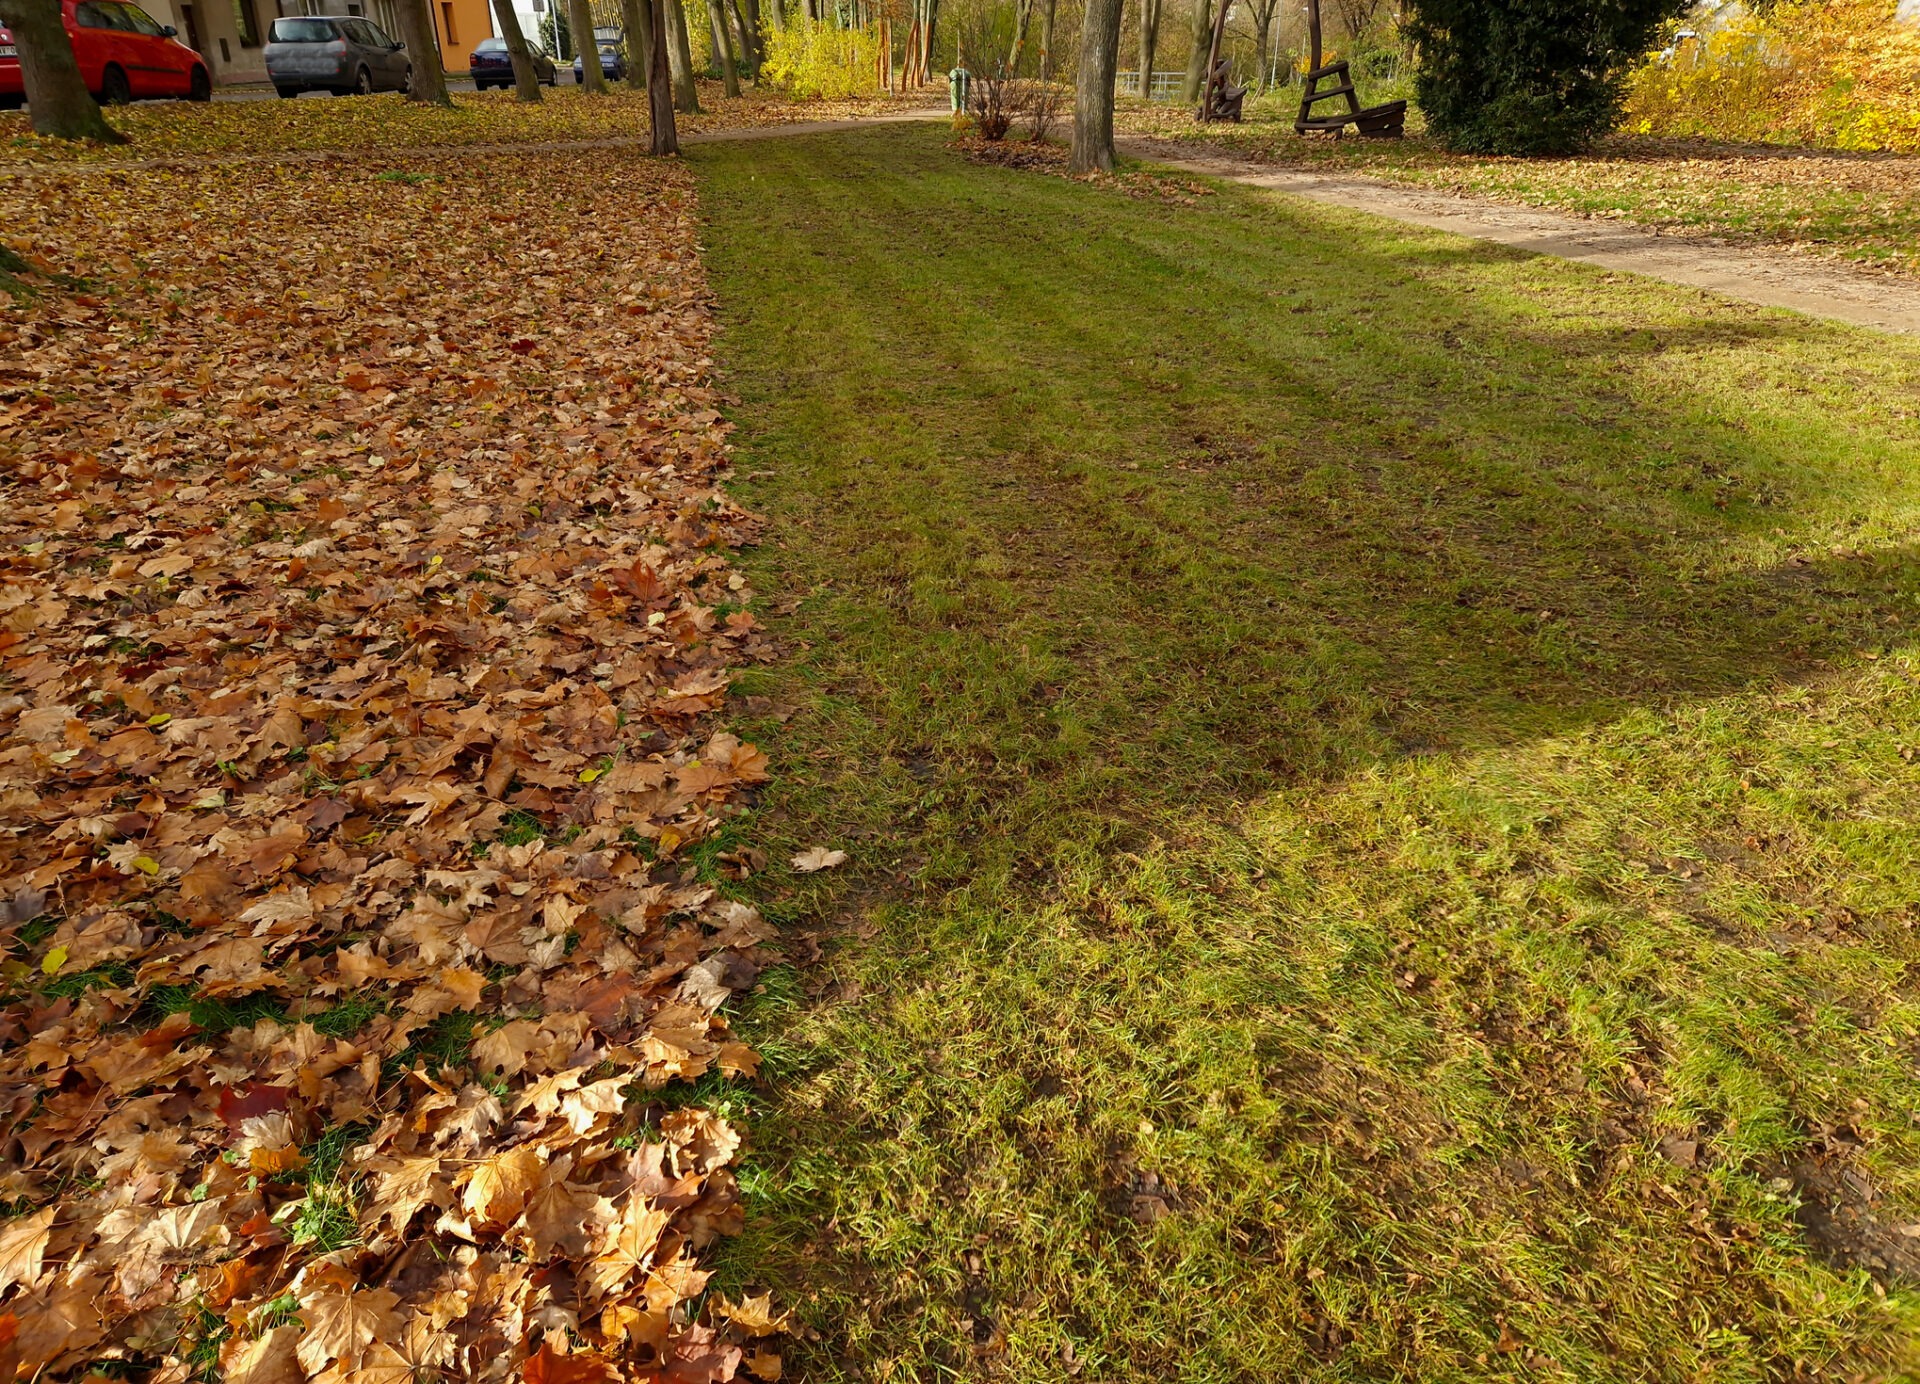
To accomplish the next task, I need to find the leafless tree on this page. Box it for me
[1326,0,1385,43]
[1135,0,1160,98]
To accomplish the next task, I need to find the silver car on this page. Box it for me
[264,15,410,98]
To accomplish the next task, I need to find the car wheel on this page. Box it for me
[354,65,373,96]
[188,66,211,102]
[100,64,131,105]
[0,95,22,110]
[401,65,412,95]
[276,85,302,98]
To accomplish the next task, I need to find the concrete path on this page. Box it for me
[1118,137,1920,336]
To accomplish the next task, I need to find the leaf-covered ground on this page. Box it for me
[0,84,910,164]
[0,145,789,1380]
[1114,97,1920,278]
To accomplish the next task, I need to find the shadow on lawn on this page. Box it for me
[692,125,1920,1380]
[704,132,1920,827]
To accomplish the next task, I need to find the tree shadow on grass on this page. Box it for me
[831,211,1910,822]
[699,125,1920,824]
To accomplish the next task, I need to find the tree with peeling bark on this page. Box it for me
[492,0,547,99]
[394,0,452,104]
[665,0,700,110]
[569,0,610,90]
[0,0,122,141]
[706,0,739,94]
[1069,0,1122,171]
[1136,0,1160,100]
[1179,0,1209,103]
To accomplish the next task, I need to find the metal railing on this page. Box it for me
[1116,69,1185,101]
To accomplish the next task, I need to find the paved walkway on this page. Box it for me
[1118,136,1920,336]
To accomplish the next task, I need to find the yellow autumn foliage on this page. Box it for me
[762,17,884,98]
[1625,0,1920,151]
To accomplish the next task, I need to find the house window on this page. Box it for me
[440,1,455,41]
[231,0,262,44]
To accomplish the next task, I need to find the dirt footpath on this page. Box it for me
[1120,136,1920,336]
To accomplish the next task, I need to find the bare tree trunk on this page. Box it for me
[764,0,782,32]
[569,0,609,89]
[621,0,649,86]
[923,0,939,74]
[705,0,739,93]
[665,0,700,108]
[1037,0,1055,79]
[1251,0,1274,91]
[1068,0,1121,171]
[0,0,122,139]
[1136,0,1159,99]
[1179,0,1207,104]
[1009,0,1032,69]
[729,0,758,77]
[645,0,678,150]
[491,0,546,98]
[393,0,451,104]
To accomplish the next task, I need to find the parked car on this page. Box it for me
[572,42,625,84]
[263,15,409,98]
[0,0,211,109]
[468,35,555,89]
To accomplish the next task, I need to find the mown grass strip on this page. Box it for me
[692,124,1920,1381]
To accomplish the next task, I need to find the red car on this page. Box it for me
[0,0,212,109]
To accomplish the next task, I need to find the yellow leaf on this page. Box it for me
[579,767,603,783]
[133,855,161,875]
[41,946,67,976]
[146,713,172,728]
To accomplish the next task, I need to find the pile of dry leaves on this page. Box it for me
[0,148,785,1381]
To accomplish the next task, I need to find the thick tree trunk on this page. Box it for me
[1037,0,1055,79]
[569,0,609,89]
[705,0,738,94]
[1068,0,1121,171]
[646,0,677,150]
[664,0,700,109]
[621,0,650,86]
[492,0,546,99]
[763,0,782,33]
[923,0,938,75]
[1136,0,1158,98]
[1179,0,1208,104]
[395,0,452,104]
[0,0,122,140]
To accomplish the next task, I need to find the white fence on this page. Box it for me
[1117,69,1185,101]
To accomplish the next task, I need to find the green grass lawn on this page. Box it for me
[689,124,1920,1382]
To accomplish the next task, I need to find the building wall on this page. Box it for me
[142,0,490,84]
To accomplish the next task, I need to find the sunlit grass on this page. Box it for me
[691,124,1920,1381]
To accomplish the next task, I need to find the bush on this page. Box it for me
[1401,0,1692,154]
[1624,0,1920,152]
[762,17,883,99]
